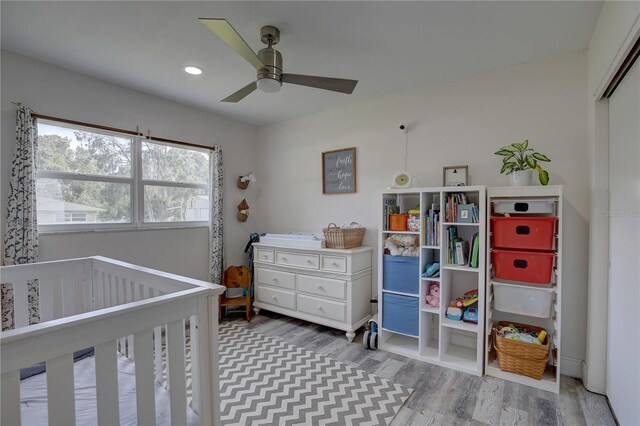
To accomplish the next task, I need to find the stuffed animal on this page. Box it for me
[425,283,440,308]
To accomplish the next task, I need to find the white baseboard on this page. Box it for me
[561,356,583,378]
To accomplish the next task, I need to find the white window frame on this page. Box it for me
[37,119,210,233]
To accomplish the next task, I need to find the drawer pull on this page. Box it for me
[306,259,313,264]
[513,259,528,269]
[272,296,277,300]
[272,277,278,282]
[282,257,288,261]
[316,306,323,311]
[317,285,324,290]
[263,254,269,259]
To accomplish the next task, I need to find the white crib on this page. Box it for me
[0,256,225,425]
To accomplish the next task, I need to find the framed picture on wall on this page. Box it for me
[443,165,468,186]
[322,147,356,194]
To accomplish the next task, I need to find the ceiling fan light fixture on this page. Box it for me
[184,66,203,75]
[257,77,282,93]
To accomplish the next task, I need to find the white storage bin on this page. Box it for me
[493,199,555,215]
[492,281,554,318]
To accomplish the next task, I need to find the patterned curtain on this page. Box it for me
[209,145,224,284]
[2,106,39,330]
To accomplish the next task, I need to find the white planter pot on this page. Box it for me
[510,170,533,186]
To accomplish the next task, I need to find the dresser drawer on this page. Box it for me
[276,251,320,270]
[321,255,347,273]
[297,294,346,322]
[256,268,295,290]
[256,248,274,263]
[297,275,346,300]
[257,286,296,310]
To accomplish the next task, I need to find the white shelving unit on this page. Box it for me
[484,186,563,394]
[378,186,486,376]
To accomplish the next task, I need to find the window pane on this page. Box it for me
[144,185,208,222]
[37,122,132,177]
[37,178,131,224]
[142,141,208,184]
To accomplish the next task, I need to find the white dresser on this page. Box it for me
[252,243,373,341]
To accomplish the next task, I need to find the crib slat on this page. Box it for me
[83,261,93,312]
[127,281,135,361]
[134,329,156,424]
[95,340,120,426]
[154,326,163,384]
[190,315,200,413]
[39,278,53,321]
[1,371,21,425]
[47,354,76,425]
[74,274,84,315]
[51,276,64,319]
[196,297,214,425]
[62,276,75,316]
[167,320,187,425]
[94,269,104,309]
[13,281,29,327]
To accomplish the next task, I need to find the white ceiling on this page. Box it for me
[1,1,602,126]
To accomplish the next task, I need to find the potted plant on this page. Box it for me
[495,140,551,186]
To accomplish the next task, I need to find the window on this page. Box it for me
[36,120,210,230]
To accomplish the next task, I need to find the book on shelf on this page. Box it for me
[469,232,480,268]
[447,226,458,264]
[455,240,470,265]
[424,204,440,246]
[383,197,399,230]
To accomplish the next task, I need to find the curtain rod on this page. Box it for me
[27,111,215,151]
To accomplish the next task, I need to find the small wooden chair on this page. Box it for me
[219,266,252,322]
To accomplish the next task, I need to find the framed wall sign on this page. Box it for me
[322,147,356,194]
[443,165,468,186]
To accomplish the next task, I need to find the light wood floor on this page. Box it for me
[227,311,616,426]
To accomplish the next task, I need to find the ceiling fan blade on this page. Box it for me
[282,74,358,94]
[199,18,265,70]
[221,81,257,103]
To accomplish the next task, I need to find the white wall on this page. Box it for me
[585,1,640,394]
[1,50,258,281]
[256,51,590,375]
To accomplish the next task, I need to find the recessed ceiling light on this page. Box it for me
[184,66,203,75]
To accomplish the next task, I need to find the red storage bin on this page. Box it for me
[492,249,554,284]
[492,217,557,250]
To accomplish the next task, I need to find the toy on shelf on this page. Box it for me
[455,289,478,308]
[495,323,548,345]
[463,307,478,323]
[421,262,440,278]
[446,303,463,320]
[425,282,440,308]
[446,289,480,321]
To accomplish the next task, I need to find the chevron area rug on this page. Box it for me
[218,323,413,426]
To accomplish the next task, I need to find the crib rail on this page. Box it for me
[0,257,224,426]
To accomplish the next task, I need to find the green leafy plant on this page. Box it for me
[495,140,551,185]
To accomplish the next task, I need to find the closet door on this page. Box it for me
[607,57,640,425]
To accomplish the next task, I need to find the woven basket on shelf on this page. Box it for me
[493,321,550,380]
[323,223,365,249]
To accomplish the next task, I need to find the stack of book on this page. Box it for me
[445,193,479,223]
[424,205,440,246]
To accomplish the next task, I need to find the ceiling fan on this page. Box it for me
[199,18,359,102]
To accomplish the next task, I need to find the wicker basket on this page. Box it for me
[493,321,550,380]
[323,223,365,249]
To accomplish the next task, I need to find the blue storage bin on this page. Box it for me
[382,293,419,336]
[383,255,419,294]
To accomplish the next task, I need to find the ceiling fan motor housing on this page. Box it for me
[257,25,283,92]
